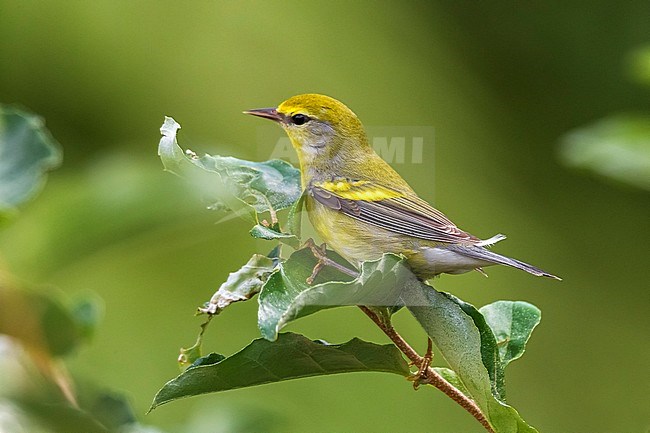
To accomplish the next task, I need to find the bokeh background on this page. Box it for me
[1,2,649,432]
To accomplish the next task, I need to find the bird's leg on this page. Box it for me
[303,238,358,284]
[304,238,326,284]
[408,338,433,390]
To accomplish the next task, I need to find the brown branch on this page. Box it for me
[357,306,495,433]
[357,306,422,362]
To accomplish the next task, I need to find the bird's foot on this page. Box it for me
[302,238,359,284]
[407,338,433,390]
[304,238,327,284]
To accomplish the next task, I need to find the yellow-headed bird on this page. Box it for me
[245,94,560,281]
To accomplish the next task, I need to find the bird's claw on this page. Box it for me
[302,238,360,284]
[304,238,328,284]
[407,338,433,390]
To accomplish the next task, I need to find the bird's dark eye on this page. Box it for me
[291,114,310,125]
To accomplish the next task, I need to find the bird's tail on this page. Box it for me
[448,245,561,280]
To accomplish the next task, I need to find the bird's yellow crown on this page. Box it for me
[277,93,363,131]
[263,94,376,184]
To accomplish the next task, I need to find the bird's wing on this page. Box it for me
[309,180,481,244]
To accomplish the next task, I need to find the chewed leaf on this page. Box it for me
[158,117,301,221]
[199,254,276,315]
[179,317,218,370]
[250,224,299,248]
[158,117,185,172]
[0,105,62,219]
[201,156,301,213]
[178,335,204,370]
[258,249,411,341]
[150,333,410,410]
[479,301,541,368]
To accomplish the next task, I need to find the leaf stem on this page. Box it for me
[357,305,494,433]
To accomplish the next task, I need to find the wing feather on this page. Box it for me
[309,181,478,244]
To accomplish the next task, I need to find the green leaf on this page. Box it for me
[14,399,109,433]
[559,114,650,191]
[286,193,305,239]
[444,292,505,401]
[199,254,276,315]
[14,389,137,433]
[402,282,538,433]
[88,393,136,431]
[150,332,410,410]
[258,250,410,341]
[158,117,301,221]
[249,223,299,248]
[0,105,62,220]
[479,301,541,368]
[0,287,99,419]
[70,295,104,342]
[0,289,86,357]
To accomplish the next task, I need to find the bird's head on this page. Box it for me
[245,94,370,173]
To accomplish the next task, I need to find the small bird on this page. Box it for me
[245,94,560,281]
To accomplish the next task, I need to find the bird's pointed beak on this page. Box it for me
[243,107,283,122]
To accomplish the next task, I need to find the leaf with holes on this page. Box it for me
[158,117,301,222]
[199,254,277,316]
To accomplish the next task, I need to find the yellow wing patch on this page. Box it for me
[315,180,404,202]
[310,179,477,244]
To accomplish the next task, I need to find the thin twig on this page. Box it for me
[357,306,494,433]
[357,306,422,362]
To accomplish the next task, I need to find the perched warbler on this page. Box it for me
[245,94,560,281]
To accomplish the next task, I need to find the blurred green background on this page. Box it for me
[1,1,649,432]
